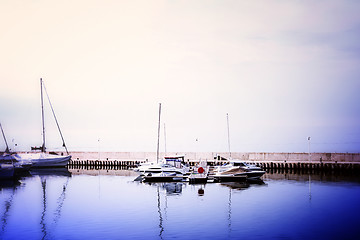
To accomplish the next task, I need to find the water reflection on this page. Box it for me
[145,182,183,195]
[0,184,17,238]
[0,179,21,190]
[34,168,71,240]
[157,186,164,240]
[220,179,266,190]
[40,179,47,240]
[265,168,360,182]
[1,168,359,240]
[30,168,72,177]
[53,178,70,225]
[0,167,72,240]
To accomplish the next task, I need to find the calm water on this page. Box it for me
[1,169,360,240]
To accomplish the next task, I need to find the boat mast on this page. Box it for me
[164,123,167,155]
[156,103,161,163]
[227,113,231,159]
[42,80,69,155]
[40,78,46,152]
[0,123,10,153]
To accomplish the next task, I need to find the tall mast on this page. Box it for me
[0,123,10,153]
[227,113,231,159]
[40,78,46,152]
[156,103,161,163]
[164,123,167,155]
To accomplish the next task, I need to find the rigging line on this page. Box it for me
[0,123,10,153]
[42,81,69,155]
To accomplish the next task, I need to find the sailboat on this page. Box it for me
[16,78,71,168]
[0,123,31,176]
[134,103,190,182]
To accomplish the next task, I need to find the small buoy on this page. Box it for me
[198,167,204,174]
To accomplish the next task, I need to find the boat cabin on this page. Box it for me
[164,155,185,168]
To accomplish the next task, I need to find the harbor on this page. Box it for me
[1,168,360,240]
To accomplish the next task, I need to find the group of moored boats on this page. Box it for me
[1,80,265,182]
[133,155,266,183]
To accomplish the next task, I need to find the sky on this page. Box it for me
[1,0,360,153]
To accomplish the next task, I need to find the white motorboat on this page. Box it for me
[142,172,187,182]
[213,161,265,180]
[213,113,265,181]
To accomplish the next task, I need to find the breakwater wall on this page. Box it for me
[66,152,360,172]
[67,151,360,163]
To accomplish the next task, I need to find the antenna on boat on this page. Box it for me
[40,78,46,152]
[226,113,231,159]
[156,103,162,163]
[0,123,10,153]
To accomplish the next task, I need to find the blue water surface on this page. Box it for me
[0,169,359,240]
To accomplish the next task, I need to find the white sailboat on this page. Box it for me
[0,122,32,175]
[134,104,189,182]
[17,78,71,168]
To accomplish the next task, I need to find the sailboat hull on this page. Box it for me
[18,153,71,168]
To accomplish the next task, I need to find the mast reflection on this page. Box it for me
[0,181,20,237]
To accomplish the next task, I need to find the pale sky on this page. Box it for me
[1,0,360,153]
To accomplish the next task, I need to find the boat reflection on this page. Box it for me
[0,179,21,238]
[37,170,71,240]
[0,167,72,239]
[220,179,267,190]
[29,167,71,177]
[144,182,183,195]
[0,179,21,190]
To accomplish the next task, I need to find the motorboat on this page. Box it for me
[142,172,187,182]
[212,165,248,182]
[213,160,265,181]
[216,113,265,181]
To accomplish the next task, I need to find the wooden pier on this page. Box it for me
[68,159,141,169]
